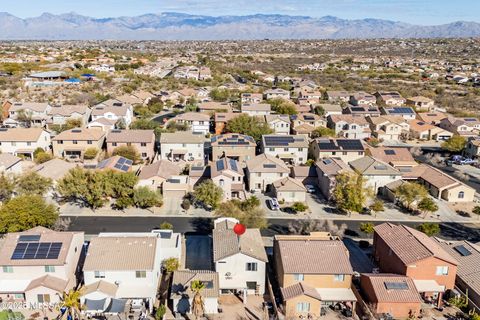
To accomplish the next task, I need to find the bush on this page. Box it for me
[112,145,140,163]
[155,305,166,320]
[162,257,179,273]
[181,199,191,210]
[291,202,308,212]
[159,221,173,230]
[133,186,162,208]
[84,148,99,160]
[34,151,53,164]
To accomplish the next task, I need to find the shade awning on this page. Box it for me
[278,154,295,158]
[0,280,30,293]
[104,298,128,314]
[85,298,109,312]
[413,280,445,293]
[316,288,357,302]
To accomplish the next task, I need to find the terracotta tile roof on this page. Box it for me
[171,270,219,298]
[349,156,402,176]
[213,220,267,262]
[374,223,458,266]
[211,133,256,147]
[10,102,50,112]
[83,280,118,297]
[408,120,436,132]
[25,275,68,293]
[84,236,157,271]
[160,132,205,144]
[173,112,210,121]
[272,176,307,192]
[106,129,154,143]
[281,282,321,301]
[329,114,368,125]
[48,104,89,116]
[275,238,353,275]
[0,128,46,142]
[315,157,352,176]
[367,147,416,166]
[138,160,181,180]
[361,274,422,303]
[214,112,240,123]
[53,128,105,141]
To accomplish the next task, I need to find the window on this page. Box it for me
[334,274,345,281]
[458,191,465,199]
[284,148,289,152]
[112,142,117,146]
[14,294,24,299]
[12,142,16,146]
[219,179,224,187]
[127,143,132,146]
[257,173,261,177]
[27,142,31,146]
[87,140,92,144]
[296,302,310,312]
[136,271,147,278]
[44,266,55,273]
[94,271,105,278]
[269,148,274,151]
[246,281,257,290]
[332,152,336,155]
[58,140,63,144]
[73,140,78,144]
[246,262,258,271]
[142,153,147,158]
[2,266,13,273]
[141,143,147,147]
[37,294,50,304]
[294,274,304,281]
[436,266,449,275]
[298,148,303,152]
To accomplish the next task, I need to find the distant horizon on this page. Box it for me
[2,0,480,25]
[1,10,480,26]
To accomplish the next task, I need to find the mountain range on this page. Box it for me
[1,12,480,40]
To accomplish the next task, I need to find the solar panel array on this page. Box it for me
[322,159,332,165]
[384,150,396,155]
[113,157,133,172]
[318,140,339,150]
[263,164,277,169]
[389,107,414,114]
[454,245,472,256]
[384,282,409,290]
[337,140,364,150]
[464,118,478,122]
[216,160,225,171]
[229,159,238,172]
[11,241,63,260]
[264,136,295,146]
[351,107,365,112]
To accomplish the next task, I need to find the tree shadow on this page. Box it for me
[190,217,213,234]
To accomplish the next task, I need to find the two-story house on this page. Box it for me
[246,154,290,192]
[373,223,458,305]
[315,158,353,200]
[374,91,406,106]
[106,129,155,161]
[325,91,351,103]
[169,112,210,134]
[0,128,51,160]
[349,156,403,194]
[292,113,327,136]
[274,233,356,319]
[211,158,245,200]
[159,132,205,163]
[261,135,308,165]
[211,133,256,164]
[90,99,133,127]
[327,115,371,139]
[265,114,291,135]
[349,92,377,106]
[0,227,84,306]
[82,231,182,313]
[47,104,91,127]
[213,218,268,296]
[6,102,52,127]
[310,138,365,163]
[367,115,409,141]
[52,128,106,160]
[241,93,263,104]
[241,103,271,116]
[438,117,480,137]
[380,107,416,120]
[264,88,291,100]
[406,96,435,112]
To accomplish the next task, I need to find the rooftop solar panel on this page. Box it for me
[11,242,63,260]
[384,150,396,155]
[216,160,225,171]
[322,159,332,165]
[384,282,409,290]
[118,157,126,165]
[351,107,365,112]
[263,164,277,168]
[454,245,472,256]
[337,140,364,150]
[121,165,130,172]
[18,235,41,242]
[229,159,238,171]
[317,140,339,150]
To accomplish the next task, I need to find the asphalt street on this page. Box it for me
[65,216,480,242]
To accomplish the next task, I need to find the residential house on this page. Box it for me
[0,227,84,305]
[327,115,371,139]
[349,92,377,106]
[47,104,91,127]
[159,132,205,163]
[264,88,290,100]
[406,96,435,111]
[241,103,271,116]
[325,91,351,103]
[137,160,182,192]
[213,218,268,295]
[292,113,327,136]
[171,270,219,315]
[367,116,409,141]
[211,158,245,200]
[52,128,106,160]
[416,112,448,125]
[246,154,290,192]
[272,176,307,203]
[317,104,343,117]
[360,274,422,318]
[374,91,406,106]
[188,163,210,189]
[274,233,356,319]
[106,129,155,161]
[349,156,402,194]
[211,133,256,164]
[82,231,182,313]
[33,158,76,184]
[380,107,417,120]
[86,117,117,132]
[163,175,190,199]
[311,138,366,163]
[408,120,453,141]
[373,223,458,305]
[6,102,52,127]
[315,158,352,200]
[344,105,381,117]
[465,138,480,159]
[436,239,480,312]
[290,166,318,187]
[438,117,480,137]
[404,164,475,202]
[265,114,291,135]
[90,99,133,127]
[367,147,418,172]
[0,153,22,174]
[241,93,263,104]
[0,128,51,159]
[261,135,308,165]
[214,113,241,135]
[298,91,322,104]
[169,112,210,135]
[198,101,232,113]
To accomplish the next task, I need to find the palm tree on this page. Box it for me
[191,280,205,320]
[59,289,83,320]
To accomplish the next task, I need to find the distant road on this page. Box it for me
[65,216,480,242]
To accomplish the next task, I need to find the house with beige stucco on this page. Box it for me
[106,129,155,161]
[272,176,307,203]
[211,158,245,200]
[211,133,256,164]
[52,128,105,160]
[310,138,366,163]
[246,154,290,192]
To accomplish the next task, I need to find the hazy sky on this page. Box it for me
[2,0,479,25]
